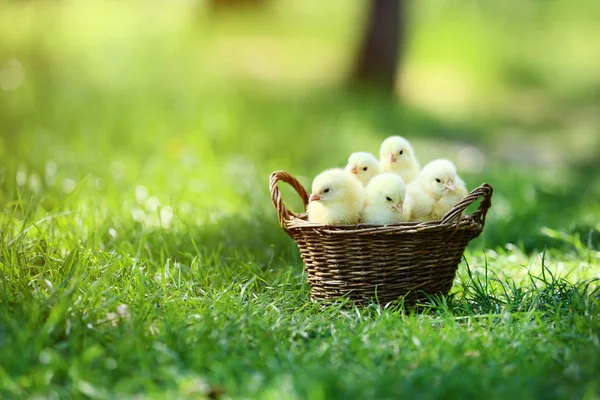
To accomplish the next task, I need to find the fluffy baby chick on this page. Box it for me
[379,136,421,184]
[345,152,382,186]
[361,173,408,225]
[404,159,468,222]
[307,168,365,225]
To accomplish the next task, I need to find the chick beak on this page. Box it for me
[350,165,358,175]
[309,193,321,202]
[444,184,455,192]
[388,153,397,163]
[393,203,403,214]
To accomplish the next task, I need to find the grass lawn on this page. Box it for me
[1,1,600,398]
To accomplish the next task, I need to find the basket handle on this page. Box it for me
[440,183,493,226]
[269,170,310,228]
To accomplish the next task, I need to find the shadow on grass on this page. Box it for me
[108,211,303,268]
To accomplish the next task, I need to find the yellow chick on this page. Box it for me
[404,159,468,222]
[345,152,382,186]
[379,136,421,183]
[307,168,365,225]
[361,173,408,224]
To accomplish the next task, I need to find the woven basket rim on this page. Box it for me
[284,215,483,236]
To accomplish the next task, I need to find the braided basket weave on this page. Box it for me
[269,170,493,306]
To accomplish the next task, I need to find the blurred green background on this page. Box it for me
[1,0,599,252]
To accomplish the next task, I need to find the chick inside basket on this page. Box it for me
[306,135,469,225]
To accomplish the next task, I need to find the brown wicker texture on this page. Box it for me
[269,170,493,306]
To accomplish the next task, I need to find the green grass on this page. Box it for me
[1,0,600,398]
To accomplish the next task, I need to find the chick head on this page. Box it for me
[345,152,380,185]
[419,159,460,197]
[309,168,362,204]
[365,173,406,214]
[380,136,416,168]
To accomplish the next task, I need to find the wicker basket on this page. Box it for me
[269,170,494,306]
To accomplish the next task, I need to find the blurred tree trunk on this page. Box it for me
[351,0,403,94]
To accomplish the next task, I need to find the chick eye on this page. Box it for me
[362,167,368,171]
[435,178,441,183]
[386,196,392,201]
[323,188,330,193]
[399,150,403,155]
